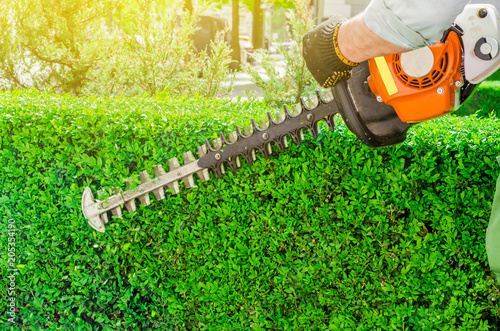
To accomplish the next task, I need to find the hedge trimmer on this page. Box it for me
[82,4,500,232]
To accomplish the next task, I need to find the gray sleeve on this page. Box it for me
[363,0,470,49]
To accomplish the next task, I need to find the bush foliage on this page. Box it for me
[243,0,319,108]
[0,0,233,98]
[1,88,499,329]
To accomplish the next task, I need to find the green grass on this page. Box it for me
[1,89,499,329]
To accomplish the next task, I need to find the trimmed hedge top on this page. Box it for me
[1,89,500,329]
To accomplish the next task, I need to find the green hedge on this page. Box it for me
[457,81,500,118]
[1,89,500,330]
[486,70,500,82]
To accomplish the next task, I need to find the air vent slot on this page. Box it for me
[393,53,449,89]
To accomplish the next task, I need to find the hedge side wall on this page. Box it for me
[1,89,500,330]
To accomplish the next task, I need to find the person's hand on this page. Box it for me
[303,15,359,88]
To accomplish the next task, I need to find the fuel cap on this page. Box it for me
[474,36,499,60]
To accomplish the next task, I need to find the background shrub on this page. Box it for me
[243,0,319,108]
[0,0,233,98]
[0,89,499,329]
[0,0,117,94]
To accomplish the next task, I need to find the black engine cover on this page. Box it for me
[333,62,412,148]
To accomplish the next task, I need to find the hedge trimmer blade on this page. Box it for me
[82,88,340,232]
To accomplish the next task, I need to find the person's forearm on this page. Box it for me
[337,14,409,63]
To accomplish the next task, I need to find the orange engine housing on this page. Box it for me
[367,31,463,123]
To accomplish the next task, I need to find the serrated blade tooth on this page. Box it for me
[183,149,209,184]
[235,126,245,139]
[214,162,225,179]
[168,157,180,171]
[316,89,327,104]
[212,138,222,150]
[219,132,229,145]
[276,111,283,123]
[267,111,276,125]
[197,144,207,157]
[325,115,336,132]
[228,131,238,143]
[167,157,180,194]
[290,131,302,145]
[251,119,258,131]
[309,126,319,139]
[138,192,151,207]
[179,151,197,188]
[244,152,254,166]
[183,151,195,163]
[275,136,286,152]
[183,175,195,188]
[300,97,311,111]
[111,206,122,218]
[140,170,150,183]
[197,169,210,182]
[101,212,109,224]
[125,199,136,212]
[195,150,210,181]
[312,121,322,137]
[228,155,240,172]
[283,136,288,148]
[261,145,270,159]
[204,139,214,152]
[283,104,293,119]
[167,182,179,194]
[260,119,267,130]
[136,177,151,205]
[154,164,166,177]
[293,104,302,115]
[151,165,167,200]
[153,187,165,201]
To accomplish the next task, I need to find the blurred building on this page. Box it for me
[313,0,371,22]
[203,0,371,44]
[203,6,253,37]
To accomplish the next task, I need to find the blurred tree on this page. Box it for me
[87,0,233,97]
[243,0,294,49]
[252,0,263,49]
[0,0,233,97]
[0,0,118,94]
[230,0,241,69]
[184,0,194,13]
